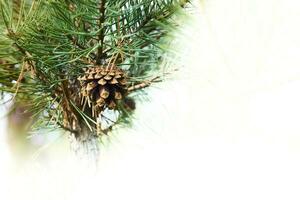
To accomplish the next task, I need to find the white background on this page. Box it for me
[1,0,300,199]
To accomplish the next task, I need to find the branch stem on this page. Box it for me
[96,0,106,64]
[127,69,178,92]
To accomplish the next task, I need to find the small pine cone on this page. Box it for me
[78,65,127,117]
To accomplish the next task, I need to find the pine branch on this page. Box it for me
[96,0,106,64]
[127,68,178,92]
[0,0,190,147]
[57,122,79,135]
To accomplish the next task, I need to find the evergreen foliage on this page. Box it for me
[0,0,188,140]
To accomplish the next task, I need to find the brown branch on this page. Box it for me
[57,121,79,134]
[48,109,79,134]
[60,78,79,129]
[127,69,178,92]
[127,77,160,92]
[96,0,106,64]
[11,60,26,98]
[12,0,21,22]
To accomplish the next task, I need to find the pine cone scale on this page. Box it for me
[77,65,127,116]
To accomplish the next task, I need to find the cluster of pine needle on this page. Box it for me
[0,0,188,143]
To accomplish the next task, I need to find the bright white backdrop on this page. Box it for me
[1,0,300,199]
